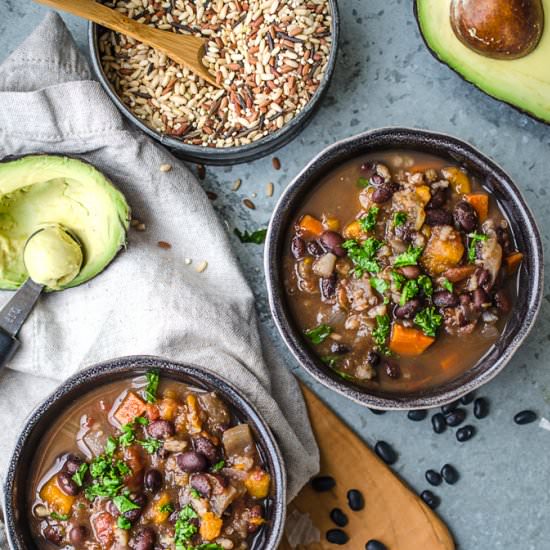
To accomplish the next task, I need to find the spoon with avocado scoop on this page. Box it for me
[0,224,83,368]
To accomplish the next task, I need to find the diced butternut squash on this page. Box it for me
[186,394,202,433]
[389,324,435,356]
[150,492,172,524]
[343,220,363,240]
[145,403,160,421]
[199,512,223,541]
[91,512,115,548]
[296,214,324,238]
[158,397,178,421]
[323,216,340,231]
[245,468,271,499]
[441,166,471,194]
[114,391,147,425]
[40,475,75,516]
[415,185,431,205]
[466,193,489,222]
[505,251,523,275]
[422,226,465,275]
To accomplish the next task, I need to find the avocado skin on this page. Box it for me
[0,154,130,291]
[414,0,550,125]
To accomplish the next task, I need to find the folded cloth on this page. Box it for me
[0,12,319,537]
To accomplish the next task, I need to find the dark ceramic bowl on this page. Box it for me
[265,128,543,410]
[88,0,339,166]
[3,355,286,549]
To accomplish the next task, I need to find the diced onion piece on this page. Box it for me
[312,253,337,278]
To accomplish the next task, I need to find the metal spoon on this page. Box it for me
[0,226,83,369]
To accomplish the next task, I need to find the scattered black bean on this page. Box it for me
[347,489,365,511]
[64,454,84,475]
[425,469,442,486]
[330,508,349,527]
[307,240,324,257]
[369,408,386,415]
[460,392,475,405]
[192,437,219,464]
[147,420,175,440]
[394,298,422,319]
[326,529,349,545]
[176,451,208,473]
[144,469,162,493]
[124,494,146,524]
[441,464,459,485]
[57,471,80,496]
[383,361,401,379]
[514,410,537,425]
[400,265,421,279]
[445,408,466,427]
[427,188,448,209]
[420,490,440,509]
[375,441,397,465]
[69,526,87,546]
[321,274,338,301]
[441,400,460,414]
[133,527,156,550]
[456,425,476,442]
[407,409,428,422]
[291,236,306,259]
[472,288,488,309]
[311,475,336,492]
[454,200,478,232]
[473,397,489,419]
[432,413,447,434]
[190,473,212,497]
[494,289,511,313]
[425,208,453,226]
[367,350,381,367]
[43,525,63,545]
[476,268,491,292]
[320,231,346,257]
[372,183,394,204]
[360,161,377,178]
[366,541,387,550]
[433,290,458,308]
[331,343,350,355]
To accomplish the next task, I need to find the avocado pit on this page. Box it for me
[450,0,544,59]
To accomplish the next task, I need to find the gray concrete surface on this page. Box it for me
[1,1,550,548]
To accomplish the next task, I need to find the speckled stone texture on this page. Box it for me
[1,1,549,548]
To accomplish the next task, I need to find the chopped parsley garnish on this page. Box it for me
[211,460,225,473]
[135,416,149,426]
[50,512,69,521]
[160,502,175,514]
[394,246,424,267]
[372,314,391,352]
[174,505,199,547]
[357,176,372,188]
[113,494,140,514]
[370,277,389,295]
[321,355,338,368]
[144,369,160,403]
[105,437,117,456]
[85,454,131,500]
[138,437,162,454]
[305,324,333,344]
[393,211,407,227]
[417,274,433,297]
[234,227,267,244]
[414,307,443,337]
[442,278,454,292]
[190,488,201,499]
[391,270,406,290]
[468,232,488,262]
[119,423,136,447]
[359,207,380,232]
[334,369,355,381]
[343,237,383,277]
[71,463,88,487]
[399,279,419,306]
[117,516,132,530]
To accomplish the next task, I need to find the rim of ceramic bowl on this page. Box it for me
[265,127,544,410]
[87,0,340,166]
[2,355,286,549]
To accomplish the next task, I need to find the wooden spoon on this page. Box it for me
[34,0,219,87]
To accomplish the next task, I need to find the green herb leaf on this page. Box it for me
[72,463,89,488]
[190,488,201,499]
[211,460,225,473]
[414,306,443,337]
[113,494,140,514]
[117,516,132,530]
[417,274,433,297]
[234,227,268,244]
[160,502,175,514]
[391,270,406,290]
[394,246,424,268]
[468,232,488,262]
[372,314,391,350]
[442,278,454,292]
[334,369,355,381]
[305,324,333,345]
[105,437,117,456]
[321,355,338,368]
[370,277,389,295]
[119,424,136,447]
[135,416,149,426]
[399,279,419,306]
[50,512,69,521]
[85,456,130,500]
[357,176,371,188]
[359,207,379,232]
[138,437,162,454]
[175,505,199,547]
[342,237,383,277]
[144,369,160,404]
[393,211,407,227]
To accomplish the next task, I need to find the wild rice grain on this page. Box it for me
[195,260,208,273]
[232,179,242,191]
[266,182,274,197]
[272,157,281,170]
[158,241,172,249]
[160,163,172,172]
[243,198,256,210]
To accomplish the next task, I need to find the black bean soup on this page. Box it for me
[29,372,271,549]
[284,151,522,392]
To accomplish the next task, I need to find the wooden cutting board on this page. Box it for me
[279,385,455,550]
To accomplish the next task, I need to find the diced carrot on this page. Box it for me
[323,215,340,231]
[389,324,435,356]
[422,226,465,275]
[296,214,324,238]
[186,394,202,433]
[441,166,471,194]
[145,403,160,421]
[505,251,523,274]
[466,193,489,222]
[199,512,223,541]
[114,391,147,425]
[91,512,115,547]
[150,492,172,524]
[343,219,363,240]
[40,475,75,515]
[244,468,271,499]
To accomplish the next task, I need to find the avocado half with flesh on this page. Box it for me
[415,0,550,123]
[0,155,130,290]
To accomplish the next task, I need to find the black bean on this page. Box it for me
[427,188,448,209]
[441,400,460,414]
[176,451,208,473]
[375,441,397,465]
[326,529,349,545]
[321,274,338,301]
[360,161,377,178]
[425,208,453,226]
[441,464,459,485]
[124,494,146,524]
[367,350,381,366]
[400,265,421,279]
[425,469,442,486]
[331,343,350,355]
[456,425,476,442]
[473,397,489,419]
[369,408,386,415]
[460,392,475,405]
[193,437,219,464]
[190,473,212,497]
[64,454,84,475]
[144,469,163,492]
[432,413,447,434]
[445,408,466,427]
[472,288,488,309]
[43,525,63,546]
[311,475,336,492]
[307,240,324,257]
[372,183,394,204]
[366,541,387,550]
[514,410,537,425]
[496,226,514,255]
[320,231,346,257]
[459,293,471,306]
[433,290,458,308]
[57,471,80,496]
[69,525,87,545]
[330,508,349,527]
[394,298,422,319]
[147,420,175,440]
[494,289,511,313]
[371,173,385,186]
[454,200,478,232]
[133,527,156,550]
[291,235,306,259]
[420,490,440,509]
[476,268,491,291]
[347,489,365,511]
[407,409,428,421]
[383,361,401,380]
[247,504,264,534]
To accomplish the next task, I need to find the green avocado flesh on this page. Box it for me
[0,155,130,290]
[416,0,550,123]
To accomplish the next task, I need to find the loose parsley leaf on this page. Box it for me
[72,463,89,488]
[175,505,199,547]
[50,512,69,521]
[359,207,380,232]
[343,237,383,277]
[117,516,132,530]
[211,460,225,473]
[417,274,433,297]
[85,455,130,500]
[305,324,333,345]
[391,270,406,290]
[370,277,389,295]
[442,278,454,292]
[160,502,175,514]
[113,494,140,514]
[400,279,419,306]
[119,424,136,447]
[138,437,162,454]
[393,211,407,227]
[105,437,117,456]
[467,232,488,262]
[394,246,424,267]
[144,369,160,404]
[357,176,371,188]
[234,227,267,244]
[372,314,391,350]
[135,416,149,426]
[321,355,338,368]
[190,488,201,499]
[414,307,443,337]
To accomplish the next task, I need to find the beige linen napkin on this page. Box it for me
[0,13,319,543]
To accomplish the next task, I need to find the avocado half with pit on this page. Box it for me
[0,155,130,290]
[415,0,550,124]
